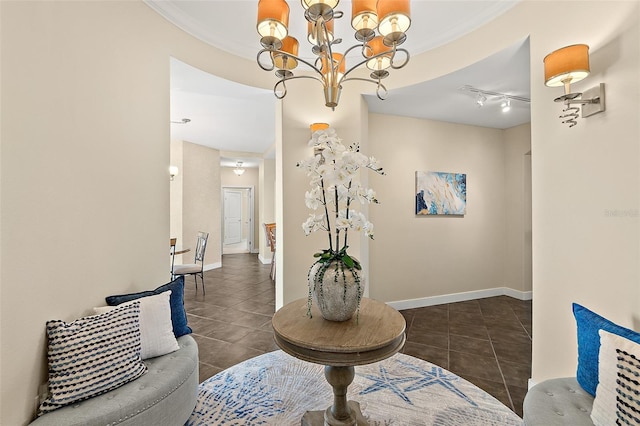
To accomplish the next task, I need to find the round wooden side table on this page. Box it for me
[272,297,406,426]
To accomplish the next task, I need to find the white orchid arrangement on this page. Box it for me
[297,128,384,270]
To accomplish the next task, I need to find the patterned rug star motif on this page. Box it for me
[358,359,478,407]
[358,366,421,404]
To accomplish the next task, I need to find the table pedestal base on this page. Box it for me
[301,365,369,426]
[301,401,368,426]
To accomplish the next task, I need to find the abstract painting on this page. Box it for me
[416,171,466,215]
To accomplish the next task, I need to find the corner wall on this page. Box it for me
[182,142,221,269]
[367,114,513,303]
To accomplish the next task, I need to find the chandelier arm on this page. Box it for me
[389,48,410,70]
[275,74,327,99]
[341,50,387,80]
[257,49,276,72]
[340,77,388,100]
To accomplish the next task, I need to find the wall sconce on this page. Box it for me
[310,122,329,134]
[233,161,246,176]
[544,44,605,127]
[169,166,179,181]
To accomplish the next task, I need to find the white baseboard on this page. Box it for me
[258,254,273,265]
[387,287,532,311]
[203,262,221,271]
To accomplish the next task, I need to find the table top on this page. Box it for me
[272,297,406,367]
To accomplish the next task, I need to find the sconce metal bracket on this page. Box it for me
[581,83,606,117]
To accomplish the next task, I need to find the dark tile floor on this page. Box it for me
[183,253,531,418]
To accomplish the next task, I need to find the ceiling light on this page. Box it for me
[256,0,411,110]
[233,162,245,176]
[543,44,605,127]
[501,97,511,112]
[476,93,487,107]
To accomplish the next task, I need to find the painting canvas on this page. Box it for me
[416,171,466,215]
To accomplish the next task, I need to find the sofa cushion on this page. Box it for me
[95,290,179,360]
[591,330,640,426]
[39,302,147,415]
[106,276,191,337]
[30,335,199,426]
[523,377,594,426]
[573,303,640,396]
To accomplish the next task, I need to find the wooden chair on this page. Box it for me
[170,238,177,277]
[172,231,209,293]
[264,223,276,281]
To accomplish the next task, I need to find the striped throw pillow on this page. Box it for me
[592,330,640,426]
[38,301,146,415]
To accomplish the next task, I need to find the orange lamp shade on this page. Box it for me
[272,36,299,70]
[366,36,393,71]
[351,0,378,31]
[543,44,590,87]
[310,123,330,133]
[302,0,340,10]
[377,0,411,36]
[257,0,289,41]
[307,19,334,44]
[321,52,345,80]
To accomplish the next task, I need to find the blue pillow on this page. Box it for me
[573,303,640,396]
[106,276,191,337]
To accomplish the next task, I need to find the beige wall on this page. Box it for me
[182,142,221,269]
[527,2,640,382]
[0,1,267,424]
[259,159,276,263]
[170,139,184,263]
[367,114,511,303]
[504,124,532,294]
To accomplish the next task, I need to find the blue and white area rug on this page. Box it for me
[187,350,523,425]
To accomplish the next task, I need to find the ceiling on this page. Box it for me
[153,1,531,167]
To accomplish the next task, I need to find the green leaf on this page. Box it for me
[341,254,355,268]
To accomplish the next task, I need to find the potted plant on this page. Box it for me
[297,127,384,321]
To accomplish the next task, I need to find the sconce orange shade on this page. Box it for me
[544,44,590,87]
[377,0,411,38]
[257,0,289,41]
[366,36,393,71]
[351,0,378,31]
[310,123,330,133]
[272,36,299,70]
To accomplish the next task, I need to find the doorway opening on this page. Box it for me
[222,187,254,255]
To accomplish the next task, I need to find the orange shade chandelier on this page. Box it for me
[257,0,411,109]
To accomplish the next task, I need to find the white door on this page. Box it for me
[224,189,243,245]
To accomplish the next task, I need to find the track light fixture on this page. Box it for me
[460,85,529,112]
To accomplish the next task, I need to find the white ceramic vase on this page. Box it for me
[308,259,364,322]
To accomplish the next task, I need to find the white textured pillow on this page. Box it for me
[39,302,146,415]
[591,329,640,426]
[94,290,179,359]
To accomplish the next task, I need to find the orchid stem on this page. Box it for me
[320,178,333,252]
